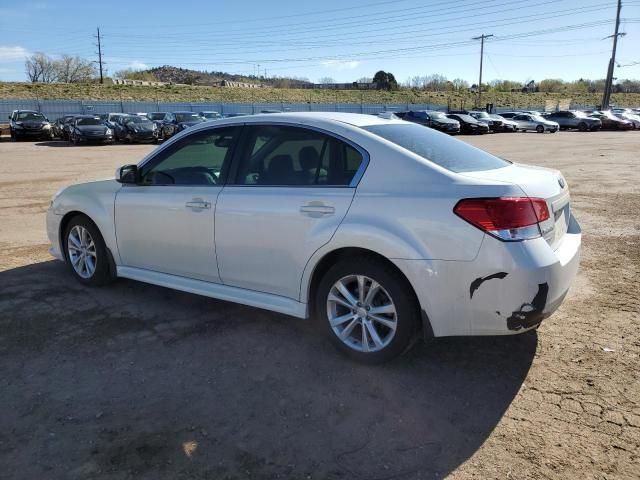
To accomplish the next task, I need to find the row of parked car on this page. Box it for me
[393,107,640,134]
[6,109,229,144]
[7,106,640,143]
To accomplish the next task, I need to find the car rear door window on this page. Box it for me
[233,125,364,186]
[140,127,239,185]
[363,123,511,172]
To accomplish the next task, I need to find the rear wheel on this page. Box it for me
[64,215,113,286]
[536,125,544,133]
[315,256,420,363]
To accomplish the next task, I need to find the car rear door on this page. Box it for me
[215,123,366,300]
[114,126,240,282]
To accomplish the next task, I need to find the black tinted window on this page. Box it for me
[234,125,363,186]
[362,123,511,173]
[141,127,238,185]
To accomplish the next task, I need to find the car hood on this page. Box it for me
[76,125,108,133]
[433,118,459,125]
[178,121,203,127]
[19,121,48,128]
[126,123,155,131]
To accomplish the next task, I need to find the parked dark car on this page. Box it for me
[8,110,54,141]
[396,110,460,134]
[158,111,205,140]
[68,115,114,145]
[446,113,489,134]
[468,111,501,132]
[588,111,633,130]
[544,110,601,131]
[52,116,69,139]
[113,115,158,143]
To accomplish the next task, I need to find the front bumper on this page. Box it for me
[395,213,581,337]
[77,133,114,143]
[46,207,64,261]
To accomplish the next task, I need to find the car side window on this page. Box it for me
[140,127,239,186]
[233,125,364,186]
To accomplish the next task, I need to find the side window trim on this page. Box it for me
[137,125,243,186]
[227,122,370,188]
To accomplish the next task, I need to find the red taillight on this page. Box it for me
[454,197,550,241]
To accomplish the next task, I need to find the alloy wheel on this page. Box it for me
[67,225,97,279]
[326,275,397,352]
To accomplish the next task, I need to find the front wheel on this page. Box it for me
[315,256,420,363]
[536,125,544,133]
[578,122,587,132]
[64,215,113,286]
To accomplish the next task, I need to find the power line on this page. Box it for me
[602,0,624,108]
[472,34,494,107]
[94,27,105,84]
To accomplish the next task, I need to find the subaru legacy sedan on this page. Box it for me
[47,112,581,363]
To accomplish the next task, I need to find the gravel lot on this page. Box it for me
[0,132,638,479]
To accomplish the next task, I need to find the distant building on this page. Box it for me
[302,82,377,90]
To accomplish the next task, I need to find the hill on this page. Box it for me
[1,82,639,109]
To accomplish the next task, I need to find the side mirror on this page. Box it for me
[116,164,138,184]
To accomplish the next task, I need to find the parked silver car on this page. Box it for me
[544,111,601,131]
[511,114,559,133]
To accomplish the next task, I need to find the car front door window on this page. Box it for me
[141,127,239,185]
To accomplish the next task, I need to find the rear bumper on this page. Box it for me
[395,214,581,337]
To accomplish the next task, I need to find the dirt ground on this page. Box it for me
[0,131,638,480]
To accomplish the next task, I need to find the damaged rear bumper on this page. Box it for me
[394,213,581,337]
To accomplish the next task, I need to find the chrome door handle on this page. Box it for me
[300,202,335,217]
[185,200,211,209]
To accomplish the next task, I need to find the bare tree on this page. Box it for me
[25,52,56,83]
[318,76,336,84]
[54,55,97,83]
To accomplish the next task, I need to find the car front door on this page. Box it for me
[215,123,366,299]
[114,126,240,282]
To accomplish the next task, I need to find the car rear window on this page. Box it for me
[362,123,511,172]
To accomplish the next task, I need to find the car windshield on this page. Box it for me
[573,111,588,118]
[472,112,490,119]
[77,118,101,126]
[175,113,203,122]
[428,112,447,119]
[147,113,166,120]
[489,114,505,120]
[201,112,220,119]
[531,115,546,122]
[362,123,511,172]
[126,117,153,125]
[17,112,45,121]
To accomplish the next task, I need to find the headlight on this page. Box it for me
[14,122,24,128]
[106,128,113,135]
[43,124,51,129]
[133,128,139,133]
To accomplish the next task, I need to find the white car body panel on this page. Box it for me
[47,112,581,337]
[115,185,222,283]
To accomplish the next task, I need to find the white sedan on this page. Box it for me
[47,112,581,363]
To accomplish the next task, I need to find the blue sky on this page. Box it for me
[1,0,639,84]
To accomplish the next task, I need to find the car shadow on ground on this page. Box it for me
[0,260,537,479]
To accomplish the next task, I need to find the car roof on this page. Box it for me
[173,111,198,114]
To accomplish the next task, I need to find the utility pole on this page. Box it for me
[602,0,623,109]
[95,27,104,84]
[472,33,493,108]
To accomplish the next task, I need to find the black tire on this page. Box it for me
[578,122,587,132]
[63,215,113,287]
[536,125,544,133]
[315,256,420,364]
